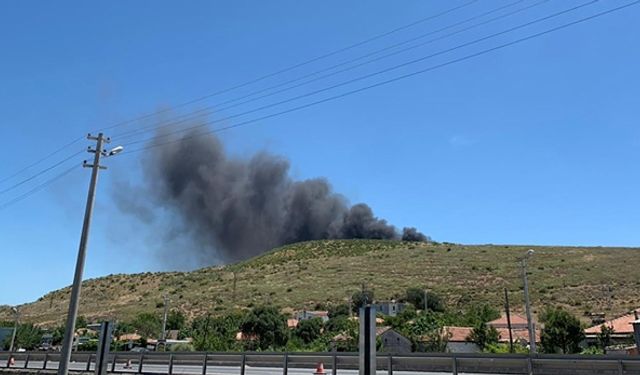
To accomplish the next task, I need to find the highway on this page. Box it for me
[4,352,640,375]
[2,360,493,375]
[2,360,476,375]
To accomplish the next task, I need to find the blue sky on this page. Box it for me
[1,0,639,306]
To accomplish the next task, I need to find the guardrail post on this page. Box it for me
[240,354,246,375]
[282,353,288,375]
[24,354,30,369]
[137,354,144,374]
[451,356,458,375]
[202,354,208,375]
[332,353,337,375]
[618,359,624,375]
[111,354,117,373]
[527,356,533,375]
[387,354,392,375]
[43,353,49,370]
[168,354,174,375]
[5,353,11,368]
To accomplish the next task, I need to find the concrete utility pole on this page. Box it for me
[161,294,169,342]
[58,133,121,375]
[522,249,536,354]
[9,307,19,352]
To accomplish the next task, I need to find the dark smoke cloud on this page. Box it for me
[120,127,429,264]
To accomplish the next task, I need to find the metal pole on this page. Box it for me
[161,294,169,344]
[9,308,19,352]
[522,258,537,353]
[504,288,514,353]
[58,133,108,375]
[424,290,428,312]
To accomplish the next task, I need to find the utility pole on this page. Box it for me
[161,294,169,343]
[232,271,237,304]
[9,307,19,352]
[423,290,428,312]
[504,288,514,353]
[58,133,121,375]
[522,249,536,354]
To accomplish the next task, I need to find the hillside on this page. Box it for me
[2,240,640,327]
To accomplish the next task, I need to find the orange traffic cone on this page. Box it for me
[314,362,325,375]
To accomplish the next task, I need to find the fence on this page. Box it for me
[1,351,640,375]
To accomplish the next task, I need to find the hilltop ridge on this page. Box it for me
[2,239,639,326]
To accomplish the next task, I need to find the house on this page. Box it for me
[379,328,412,353]
[585,309,640,348]
[488,313,540,346]
[287,319,299,329]
[331,326,411,352]
[443,326,480,353]
[295,310,329,322]
[373,301,406,317]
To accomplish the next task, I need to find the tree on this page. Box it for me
[468,321,499,350]
[131,312,162,339]
[351,290,374,313]
[462,304,500,326]
[241,306,289,350]
[166,310,186,331]
[324,316,352,334]
[597,324,614,353]
[405,288,444,312]
[295,318,323,344]
[540,307,584,354]
[403,312,448,352]
[76,316,88,329]
[2,323,43,350]
[328,304,351,319]
[190,313,243,352]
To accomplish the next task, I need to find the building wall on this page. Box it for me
[379,330,412,353]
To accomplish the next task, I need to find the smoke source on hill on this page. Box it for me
[117,127,428,264]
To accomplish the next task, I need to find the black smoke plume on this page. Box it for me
[120,128,429,264]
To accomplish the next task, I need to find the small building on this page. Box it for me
[373,301,406,317]
[443,326,480,353]
[489,313,540,346]
[379,328,412,353]
[585,309,640,346]
[287,319,299,329]
[295,310,329,322]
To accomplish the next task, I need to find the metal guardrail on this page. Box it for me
[0,351,640,375]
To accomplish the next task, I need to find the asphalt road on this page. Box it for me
[1,360,496,375]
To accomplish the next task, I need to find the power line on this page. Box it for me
[0,1,476,186]
[99,0,478,133]
[0,136,84,185]
[124,0,639,155]
[0,165,78,211]
[113,0,536,142]
[0,150,84,195]
[124,0,601,148]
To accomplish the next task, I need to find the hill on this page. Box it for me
[2,240,639,327]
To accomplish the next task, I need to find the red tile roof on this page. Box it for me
[489,313,529,328]
[443,326,473,342]
[585,309,640,335]
[496,327,540,344]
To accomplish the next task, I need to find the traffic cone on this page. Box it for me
[314,362,325,375]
